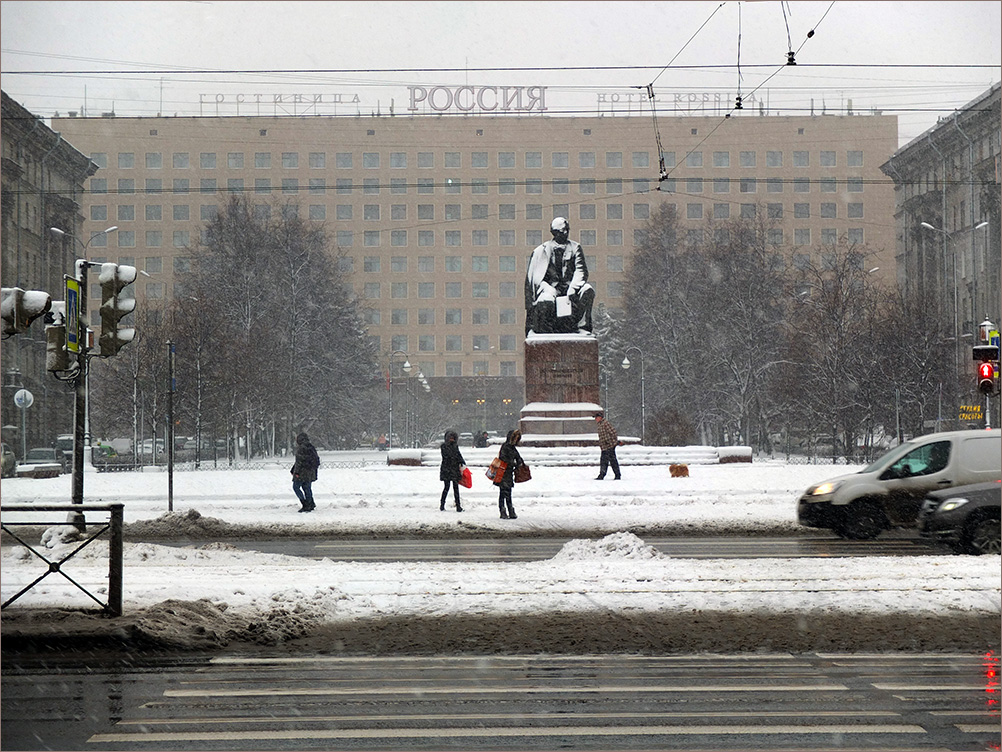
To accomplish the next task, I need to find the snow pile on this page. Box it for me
[552,531,666,561]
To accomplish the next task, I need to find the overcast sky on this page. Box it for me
[2,1,1000,147]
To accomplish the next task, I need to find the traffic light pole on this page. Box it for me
[69,259,91,531]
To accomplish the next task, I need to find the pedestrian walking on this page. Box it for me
[594,413,622,480]
[291,432,320,512]
[494,429,525,519]
[439,430,465,512]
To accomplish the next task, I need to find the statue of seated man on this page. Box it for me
[524,217,595,335]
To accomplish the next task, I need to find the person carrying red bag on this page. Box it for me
[494,429,525,519]
[438,430,465,512]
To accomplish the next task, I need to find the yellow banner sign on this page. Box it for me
[959,405,983,420]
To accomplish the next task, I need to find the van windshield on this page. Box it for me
[860,440,917,474]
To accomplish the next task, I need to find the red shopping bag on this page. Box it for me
[459,466,473,488]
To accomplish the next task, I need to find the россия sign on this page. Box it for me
[407,86,547,113]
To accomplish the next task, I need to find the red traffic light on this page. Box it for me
[978,362,996,395]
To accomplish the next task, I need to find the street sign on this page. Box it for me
[65,275,80,353]
[13,389,33,409]
[959,405,983,420]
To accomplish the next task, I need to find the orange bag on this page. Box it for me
[485,457,507,482]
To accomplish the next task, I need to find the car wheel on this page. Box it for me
[839,501,885,540]
[965,517,1001,555]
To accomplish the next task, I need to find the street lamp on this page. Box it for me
[621,346,645,445]
[388,350,411,450]
[48,225,118,531]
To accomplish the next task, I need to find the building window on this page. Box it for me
[848,202,864,218]
[118,205,136,221]
[418,231,434,247]
[713,203,729,219]
[173,230,190,247]
[118,153,135,169]
[793,151,809,167]
[580,229,597,246]
[794,178,810,193]
[820,202,837,218]
[740,151,756,167]
[417,178,434,194]
[498,178,516,194]
[794,202,810,218]
[227,178,244,193]
[526,229,543,246]
[390,229,407,246]
[445,230,461,247]
[472,282,489,298]
[767,178,783,193]
[740,204,756,219]
[794,228,811,245]
[579,152,596,168]
[685,151,703,167]
[632,151,650,168]
[118,179,136,194]
[740,178,757,193]
[820,151,836,167]
[145,152,162,169]
[686,203,703,220]
[445,282,461,298]
[445,256,462,272]
[336,152,353,169]
[336,179,353,195]
[606,179,623,194]
[364,230,380,247]
[552,152,569,168]
[767,203,783,219]
[847,228,864,244]
[391,282,407,299]
[362,152,379,168]
[309,205,326,220]
[847,177,863,192]
[254,178,271,194]
[847,150,863,167]
[607,281,624,298]
[525,151,542,168]
[444,152,461,168]
[418,308,435,325]
[282,152,298,168]
[821,228,837,245]
[472,152,488,168]
[390,152,407,169]
[336,205,353,221]
[172,204,189,221]
[253,152,270,169]
[525,179,542,195]
[766,151,783,167]
[712,178,730,193]
[552,179,569,194]
[172,152,189,169]
[713,151,730,167]
[499,230,516,246]
[364,283,380,299]
[472,229,488,246]
[91,205,108,221]
[498,151,516,168]
[607,229,624,246]
[336,231,353,247]
[820,177,836,193]
[282,178,299,194]
[418,335,435,352]
[418,282,435,298]
[145,230,162,247]
[686,178,703,194]
[767,229,784,246]
[418,151,434,168]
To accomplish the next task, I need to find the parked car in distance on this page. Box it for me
[798,429,1001,540]
[55,433,74,466]
[1,443,16,478]
[918,480,1001,555]
[21,447,69,473]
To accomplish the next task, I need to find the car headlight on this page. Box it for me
[811,481,841,496]
[937,497,969,513]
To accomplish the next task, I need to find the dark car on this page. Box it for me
[918,480,1001,555]
[21,447,69,474]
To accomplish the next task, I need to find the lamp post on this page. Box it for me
[48,225,118,530]
[388,350,411,450]
[621,346,645,445]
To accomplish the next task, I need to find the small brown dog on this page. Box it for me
[669,463,689,478]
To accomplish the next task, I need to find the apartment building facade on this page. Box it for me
[51,110,898,396]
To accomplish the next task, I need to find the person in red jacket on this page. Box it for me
[594,413,622,480]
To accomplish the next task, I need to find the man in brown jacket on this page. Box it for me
[594,412,622,480]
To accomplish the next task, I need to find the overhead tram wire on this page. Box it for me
[640,1,728,183]
[654,0,840,193]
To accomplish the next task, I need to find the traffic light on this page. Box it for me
[979,362,996,395]
[1,287,51,337]
[45,301,70,371]
[98,263,137,357]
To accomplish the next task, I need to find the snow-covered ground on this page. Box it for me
[1,451,998,653]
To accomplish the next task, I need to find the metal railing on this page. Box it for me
[1,503,124,616]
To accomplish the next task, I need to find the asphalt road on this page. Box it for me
[146,531,935,561]
[3,651,997,751]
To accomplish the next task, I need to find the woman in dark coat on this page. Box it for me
[439,429,465,512]
[495,429,525,519]
[291,432,320,512]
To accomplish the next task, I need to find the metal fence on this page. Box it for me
[1,503,124,616]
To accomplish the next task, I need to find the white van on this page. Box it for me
[797,429,1001,539]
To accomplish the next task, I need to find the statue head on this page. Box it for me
[550,217,570,243]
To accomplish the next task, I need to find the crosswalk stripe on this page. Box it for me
[88,723,926,744]
[163,683,848,697]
